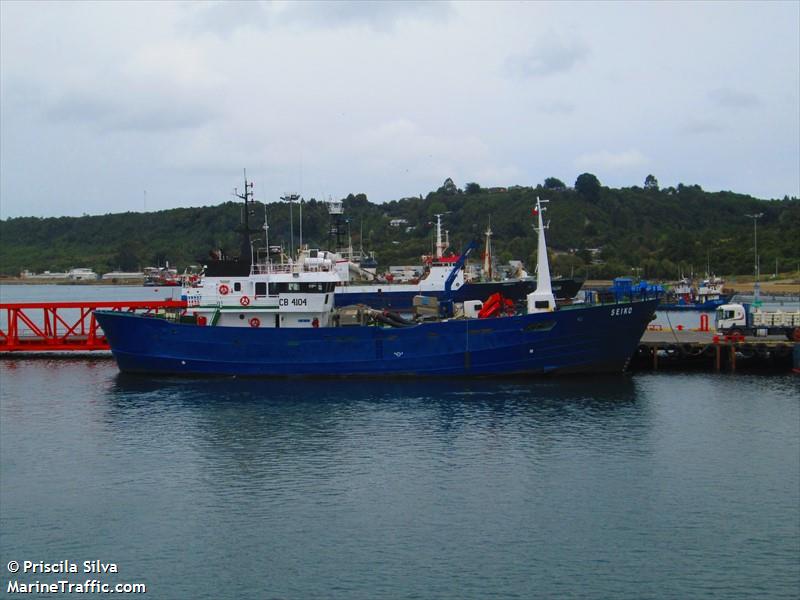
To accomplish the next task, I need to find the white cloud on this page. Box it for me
[574,150,648,171]
[474,165,522,186]
[349,119,489,164]
[182,0,454,36]
[682,117,724,135]
[708,87,760,109]
[277,0,454,31]
[0,1,798,217]
[506,32,589,78]
[536,100,576,115]
[182,1,272,37]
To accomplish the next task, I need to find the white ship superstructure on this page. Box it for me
[183,249,340,329]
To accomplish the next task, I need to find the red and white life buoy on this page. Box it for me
[240,295,251,306]
[249,317,260,328]
[218,284,230,295]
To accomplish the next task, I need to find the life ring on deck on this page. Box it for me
[240,296,250,306]
[249,317,260,328]
[218,284,230,295]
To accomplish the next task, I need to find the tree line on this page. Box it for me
[1,174,798,281]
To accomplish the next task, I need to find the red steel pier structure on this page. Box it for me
[0,300,186,352]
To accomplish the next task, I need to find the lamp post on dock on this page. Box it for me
[745,212,763,306]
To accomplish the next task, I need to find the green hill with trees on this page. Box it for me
[1,174,798,280]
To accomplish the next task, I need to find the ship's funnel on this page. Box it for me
[527,196,556,314]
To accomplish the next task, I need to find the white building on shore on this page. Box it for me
[67,268,98,281]
[20,268,98,281]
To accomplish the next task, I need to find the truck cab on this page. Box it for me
[716,302,800,340]
[715,303,748,331]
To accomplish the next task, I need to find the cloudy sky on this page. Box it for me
[1,1,798,218]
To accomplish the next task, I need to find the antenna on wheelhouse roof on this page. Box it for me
[299,196,303,254]
[264,198,269,263]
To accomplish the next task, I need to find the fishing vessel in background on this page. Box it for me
[94,177,657,377]
[143,265,180,287]
[659,276,731,310]
[332,212,583,310]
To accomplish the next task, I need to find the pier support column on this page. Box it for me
[730,344,737,374]
[652,346,658,371]
[715,345,721,372]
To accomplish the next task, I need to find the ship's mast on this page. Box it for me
[327,199,345,254]
[434,213,448,259]
[527,197,556,313]
[483,219,493,281]
[234,169,255,264]
[534,198,552,294]
[348,219,353,258]
[281,193,301,259]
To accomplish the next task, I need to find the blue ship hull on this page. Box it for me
[94,299,657,377]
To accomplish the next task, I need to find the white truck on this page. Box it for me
[715,303,800,341]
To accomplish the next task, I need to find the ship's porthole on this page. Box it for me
[239,314,245,320]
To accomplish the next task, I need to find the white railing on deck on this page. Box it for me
[250,262,332,275]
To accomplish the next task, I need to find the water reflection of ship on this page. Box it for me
[107,374,643,488]
[110,373,639,417]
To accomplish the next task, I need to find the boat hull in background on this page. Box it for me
[334,278,584,310]
[658,296,732,311]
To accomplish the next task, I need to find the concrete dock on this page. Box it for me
[633,328,797,373]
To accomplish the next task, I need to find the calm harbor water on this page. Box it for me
[0,283,182,304]
[1,286,799,599]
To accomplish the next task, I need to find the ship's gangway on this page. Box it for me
[0,300,186,352]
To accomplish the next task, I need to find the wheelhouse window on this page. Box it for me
[267,282,335,294]
[255,282,267,297]
[234,282,242,292]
